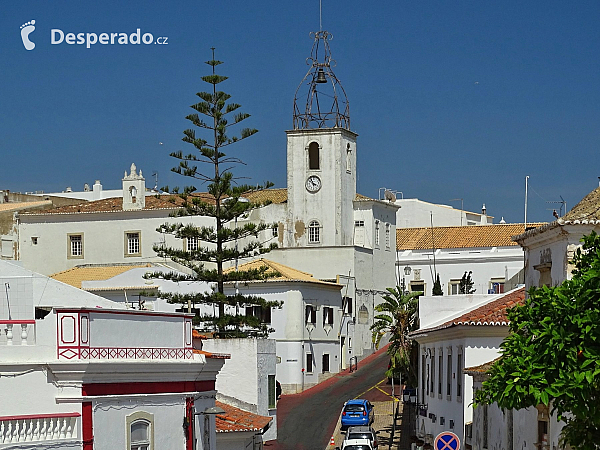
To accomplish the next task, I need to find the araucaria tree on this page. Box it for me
[476,232,600,449]
[371,287,420,387]
[152,51,281,337]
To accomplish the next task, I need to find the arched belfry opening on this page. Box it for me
[293,30,350,130]
[308,142,320,170]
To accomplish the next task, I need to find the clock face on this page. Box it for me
[305,175,322,193]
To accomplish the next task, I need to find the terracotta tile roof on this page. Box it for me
[560,186,600,224]
[224,258,342,287]
[193,349,231,359]
[411,287,526,337]
[396,223,545,250]
[515,187,600,242]
[244,188,288,204]
[0,200,52,212]
[464,357,501,375]
[215,401,272,433]
[50,264,152,289]
[22,195,185,215]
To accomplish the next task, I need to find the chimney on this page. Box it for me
[93,180,102,201]
[481,204,488,225]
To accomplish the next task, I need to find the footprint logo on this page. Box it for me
[20,20,36,50]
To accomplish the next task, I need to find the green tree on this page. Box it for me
[151,50,281,337]
[432,273,443,296]
[371,286,421,387]
[475,232,600,449]
[459,271,476,294]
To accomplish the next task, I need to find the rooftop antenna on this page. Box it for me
[319,0,322,31]
[524,175,529,229]
[450,198,464,226]
[546,196,567,217]
[4,283,11,320]
[152,172,159,191]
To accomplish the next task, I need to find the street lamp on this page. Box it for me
[189,405,226,450]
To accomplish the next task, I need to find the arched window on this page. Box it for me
[308,142,320,170]
[308,220,321,243]
[130,420,150,450]
[127,411,154,450]
[346,143,352,173]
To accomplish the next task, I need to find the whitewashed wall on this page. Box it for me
[394,199,492,228]
[18,211,215,275]
[397,246,524,297]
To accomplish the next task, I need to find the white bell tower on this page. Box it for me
[122,163,146,211]
[286,30,356,248]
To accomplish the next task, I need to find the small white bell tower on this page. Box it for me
[122,163,145,211]
[286,30,356,247]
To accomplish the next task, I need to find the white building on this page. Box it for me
[514,185,600,289]
[396,223,541,297]
[465,362,563,450]
[18,163,214,276]
[410,287,525,449]
[202,338,278,442]
[392,198,494,228]
[461,186,600,450]
[222,258,347,393]
[0,260,225,450]
[50,264,212,313]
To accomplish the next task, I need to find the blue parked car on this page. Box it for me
[341,399,374,430]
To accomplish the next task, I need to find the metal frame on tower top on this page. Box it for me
[293,30,350,130]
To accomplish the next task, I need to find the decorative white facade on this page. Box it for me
[410,288,525,450]
[394,198,493,228]
[0,260,225,450]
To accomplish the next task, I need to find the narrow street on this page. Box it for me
[267,346,402,450]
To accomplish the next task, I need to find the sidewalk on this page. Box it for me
[327,400,400,450]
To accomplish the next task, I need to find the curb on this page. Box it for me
[325,409,344,450]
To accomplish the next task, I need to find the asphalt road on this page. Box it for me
[267,347,397,450]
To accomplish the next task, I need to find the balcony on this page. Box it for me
[56,308,194,361]
[0,413,78,445]
[0,320,35,346]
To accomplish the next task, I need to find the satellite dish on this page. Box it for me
[384,190,396,202]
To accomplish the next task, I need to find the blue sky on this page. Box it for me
[2,1,600,223]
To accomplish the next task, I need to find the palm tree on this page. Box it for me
[371,286,420,387]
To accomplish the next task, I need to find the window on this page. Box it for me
[374,220,380,246]
[246,305,272,324]
[305,305,316,324]
[126,411,154,450]
[322,353,330,373]
[67,234,83,259]
[343,296,353,315]
[426,362,430,395]
[421,354,426,401]
[346,143,352,173]
[186,236,198,252]
[306,353,314,373]
[447,353,452,397]
[125,231,141,256]
[323,307,334,327]
[308,142,320,170]
[456,352,463,399]
[430,351,435,395]
[483,404,488,448]
[410,282,425,297]
[438,353,443,396]
[272,224,278,237]
[308,220,321,243]
[489,278,505,294]
[385,223,390,249]
[354,220,364,227]
[31,237,38,245]
[268,374,276,408]
[449,279,461,295]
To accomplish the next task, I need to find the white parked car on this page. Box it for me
[339,438,374,450]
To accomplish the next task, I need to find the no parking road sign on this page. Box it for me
[435,432,460,450]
